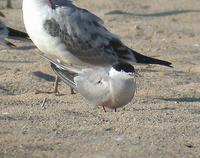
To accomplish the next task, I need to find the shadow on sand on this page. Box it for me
[105,9,200,17]
[131,97,200,111]
[0,60,36,64]
[15,45,36,50]
[159,97,200,103]
[32,71,56,82]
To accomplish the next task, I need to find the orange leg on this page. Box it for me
[70,87,76,95]
[102,106,107,112]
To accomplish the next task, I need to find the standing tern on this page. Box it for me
[51,62,137,112]
[23,0,172,67]
[22,0,172,94]
[0,11,30,48]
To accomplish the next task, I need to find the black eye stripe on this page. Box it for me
[113,62,135,73]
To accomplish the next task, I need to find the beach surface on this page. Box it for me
[0,0,200,157]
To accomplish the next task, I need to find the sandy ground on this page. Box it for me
[0,0,200,157]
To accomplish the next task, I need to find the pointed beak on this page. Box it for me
[128,70,142,79]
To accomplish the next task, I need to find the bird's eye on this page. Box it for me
[95,80,102,85]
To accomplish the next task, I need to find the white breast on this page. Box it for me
[109,78,136,109]
[22,0,83,65]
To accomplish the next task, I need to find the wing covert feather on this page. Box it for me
[74,69,111,105]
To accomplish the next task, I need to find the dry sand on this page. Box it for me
[0,0,200,157]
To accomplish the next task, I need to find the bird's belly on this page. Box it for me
[23,10,86,66]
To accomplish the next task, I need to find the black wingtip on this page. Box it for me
[7,27,30,40]
[131,49,173,68]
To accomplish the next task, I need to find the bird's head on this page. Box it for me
[109,62,138,79]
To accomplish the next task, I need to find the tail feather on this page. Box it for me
[50,63,77,91]
[109,38,173,67]
[131,49,173,68]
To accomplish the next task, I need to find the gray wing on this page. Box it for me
[51,61,111,106]
[52,0,103,24]
[39,53,82,74]
[74,68,111,105]
[41,42,112,102]
[43,3,133,66]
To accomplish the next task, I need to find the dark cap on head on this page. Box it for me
[113,62,135,73]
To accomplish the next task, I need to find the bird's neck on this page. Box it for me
[23,0,50,8]
[23,0,52,22]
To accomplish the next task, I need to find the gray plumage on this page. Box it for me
[43,7,126,66]
[23,0,172,71]
[51,62,136,109]
[43,0,172,67]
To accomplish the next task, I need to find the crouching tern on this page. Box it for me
[0,11,30,48]
[22,0,172,94]
[51,62,137,112]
